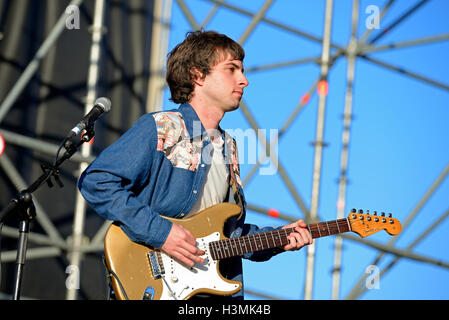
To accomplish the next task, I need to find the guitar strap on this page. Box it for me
[227,165,244,213]
[221,129,244,217]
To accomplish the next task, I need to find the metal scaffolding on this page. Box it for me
[0,0,448,300]
[0,0,169,299]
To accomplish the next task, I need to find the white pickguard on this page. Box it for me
[157,232,240,300]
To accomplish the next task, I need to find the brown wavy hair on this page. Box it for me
[166,30,245,104]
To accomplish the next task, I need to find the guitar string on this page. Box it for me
[210,221,350,258]
[209,218,396,259]
[210,218,383,251]
[212,217,396,251]
[211,220,352,252]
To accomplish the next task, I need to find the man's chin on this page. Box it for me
[226,102,240,112]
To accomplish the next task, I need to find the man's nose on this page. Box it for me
[239,73,249,88]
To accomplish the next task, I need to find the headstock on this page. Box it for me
[347,209,401,238]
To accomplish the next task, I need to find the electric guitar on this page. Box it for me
[103,203,401,300]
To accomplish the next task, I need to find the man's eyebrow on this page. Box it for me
[223,61,244,72]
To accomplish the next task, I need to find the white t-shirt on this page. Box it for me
[187,131,228,217]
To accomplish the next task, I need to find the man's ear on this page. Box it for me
[190,67,205,86]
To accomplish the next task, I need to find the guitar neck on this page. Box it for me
[209,218,351,260]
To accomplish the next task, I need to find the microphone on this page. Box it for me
[66,97,111,139]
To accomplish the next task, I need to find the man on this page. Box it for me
[78,30,312,300]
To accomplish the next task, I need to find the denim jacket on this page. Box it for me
[78,103,283,299]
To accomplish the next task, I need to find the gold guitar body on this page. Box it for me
[104,203,243,300]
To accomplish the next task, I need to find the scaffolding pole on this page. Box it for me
[0,129,94,164]
[331,0,359,300]
[147,0,172,113]
[358,55,449,92]
[304,0,334,301]
[237,0,274,45]
[0,0,84,124]
[66,0,107,300]
[359,33,449,54]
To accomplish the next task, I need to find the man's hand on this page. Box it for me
[282,219,313,251]
[161,223,205,267]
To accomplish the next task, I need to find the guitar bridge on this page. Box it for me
[148,251,165,280]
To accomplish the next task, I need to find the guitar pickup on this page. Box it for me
[148,251,164,280]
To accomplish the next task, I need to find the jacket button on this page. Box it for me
[201,164,205,168]
[193,190,198,194]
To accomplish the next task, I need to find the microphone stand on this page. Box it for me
[0,126,95,300]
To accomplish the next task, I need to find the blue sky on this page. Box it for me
[162,0,449,300]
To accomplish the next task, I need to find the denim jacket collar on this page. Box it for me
[178,103,232,159]
[178,103,207,140]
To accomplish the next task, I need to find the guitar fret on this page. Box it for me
[264,232,270,249]
[276,229,281,245]
[236,238,243,256]
[218,240,224,259]
[244,236,251,253]
[217,241,223,259]
[214,241,220,259]
[248,238,254,252]
[317,224,322,237]
[229,238,235,257]
[230,239,235,257]
[336,220,341,233]
[254,235,259,249]
[277,229,284,246]
[209,242,215,260]
[223,241,228,258]
[221,240,228,259]
[236,237,243,256]
[225,240,231,258]
[256,234,261,250]
[217,241,222,260]
[212,241,219,260]
[242,236,249,254]
[281,229,289,246]
[235,238,241,255]
[257,233,263,250]
[223,239,229,258]
[270,231,276,247]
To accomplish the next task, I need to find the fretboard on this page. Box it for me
[209,218,351,260]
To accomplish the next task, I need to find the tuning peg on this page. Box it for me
[351,208,356,213]
[366,210,370,215]
[388,213,392,218]
[381,212,385,217]
[373,211,377,216]
[358,209,363,213]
